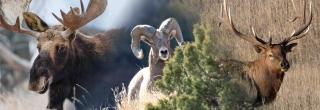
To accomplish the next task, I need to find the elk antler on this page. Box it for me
[281,0,312,44]
[0,15,39,38]
[219,0,267,47]
[52,0,107,31]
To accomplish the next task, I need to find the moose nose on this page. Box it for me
[160,50,168,55]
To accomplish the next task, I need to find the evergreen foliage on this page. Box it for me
[146,24,256,110]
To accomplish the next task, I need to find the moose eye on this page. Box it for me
[37,45,41,50]
[56,45,66,56]
[54,45,67,65]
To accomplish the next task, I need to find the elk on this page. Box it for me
[127,18,184,101]
[0,0,114,109]
[219,0,312,106]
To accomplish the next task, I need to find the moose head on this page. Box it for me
[0,0,107,94]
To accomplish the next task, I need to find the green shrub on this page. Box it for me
[146,24,255,110]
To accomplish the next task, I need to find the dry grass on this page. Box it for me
[0,82,47,110]
[113,86,167,110]
[198,0,320,109]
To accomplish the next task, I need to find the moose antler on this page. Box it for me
[281,0,312,44]
[0,15,39,38]
[52,0,107,31]
[219,0,267,47]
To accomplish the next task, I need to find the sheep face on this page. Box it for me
[130,18,184,61]
[155,31,172,61]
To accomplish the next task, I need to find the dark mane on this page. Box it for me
[64,29,119,73]
[75,30,115,56]
[47,29,120,108]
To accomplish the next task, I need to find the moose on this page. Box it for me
[0,0,122,109]
[219,0,312,106]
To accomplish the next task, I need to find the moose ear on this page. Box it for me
[285,43,298,52]
[253,45,266,53]
[23,12,49,32]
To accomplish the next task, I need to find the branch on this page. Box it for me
[0,33,12,48]
[0,42,31,72]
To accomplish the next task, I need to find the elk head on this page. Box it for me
[220,0,312,73]
[0,0,107,94]
[131,18,184,62]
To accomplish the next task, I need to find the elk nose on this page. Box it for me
[281,62,290,69]
[160,50,168,55]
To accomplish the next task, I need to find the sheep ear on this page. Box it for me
[141,36,154,46]
[159,18,184,45]
[169,30,176,40]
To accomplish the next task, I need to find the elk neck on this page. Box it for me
[246,55,285,103]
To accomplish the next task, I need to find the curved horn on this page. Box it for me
[159,18,184,46]
[130,25,156,59]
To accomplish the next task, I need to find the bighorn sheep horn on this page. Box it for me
[130,25,156,59]
[159,18,184,46]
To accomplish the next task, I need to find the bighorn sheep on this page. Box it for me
[128,18,184,101]
[219,0,312,106]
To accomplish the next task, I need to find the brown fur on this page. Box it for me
[219,0,311,105]
[244,45,289,104]
[19,11,117,109]
[0,0,118,109]
[28,28,115,109]
[220,44,296,106]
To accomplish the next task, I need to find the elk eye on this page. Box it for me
[268,53,274,60]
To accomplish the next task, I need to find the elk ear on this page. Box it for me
[253,45,266,53]
[285,43,298,52]
[23,12,49,32]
